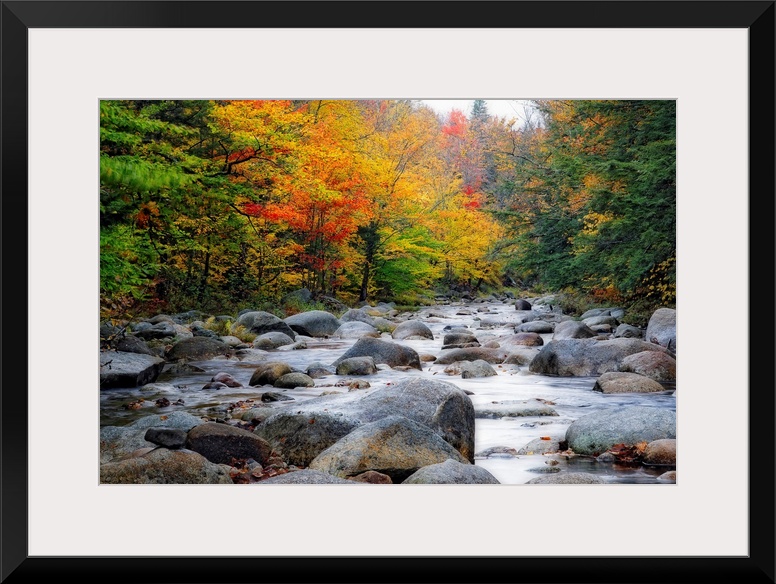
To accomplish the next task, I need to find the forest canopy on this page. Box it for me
[100,99,675,317]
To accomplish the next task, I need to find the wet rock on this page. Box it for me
[249,362,294,386]
[458,359,498,379]
[510,332,544,346]
[336,356,378,376]
[274,372,315,389]
[255,411,362,467]
[592,372,667,394]
[165,337,233,362]
[252,331,295,350]
[503,348,539,366]
[284,310,342,337]
[116,335,156,355]
[553,320,597,340]
[516,321,555,334]
[339,309,376,326]
[434,347,509,365]
[515,299,532,310]
[442,332,480,348]
[332,321,380,339]
[100,351,165,389]
[144,427,187,449]
[234,311,296,339]
[100,448,232,484]
[306,362,335,378]
[391,320,434,341]
[645,307,677,352]
[475,446,519,458]
[615,324,644,339]
[185,422,274,465]
[517,436,564,455]
[402,459,500,484]
[332,337,421,370]
[202,381,229,390]
[583,315,620,327]
[419,354,437,362]
[133,322,178,340]
[642,438,677,466]
[309,415,469,482]
[565,406,676,456]
[241,407,275,424]
[619,351,676,382]
[261,391,295,402]
[212,372,242,387]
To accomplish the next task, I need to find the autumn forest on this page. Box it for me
[100,99,676,321]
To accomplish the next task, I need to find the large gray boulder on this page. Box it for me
[100,448,232,484]
[234,311,296,339]
[645,308,677,352]
[553,320,597,340]
[254,377,475,463]
[331,337,421,370]
[565,406,676,456]
[115,335,156,356]
[402,459,500,484]
[100,351,165,389]
[252,331,295,350]
[284,310,342,337]
[332,321,380,339]
[614,324,644,339]
[308,415,468,482]
[516,321,555,334]
[391,320,434,341]
[529,338,672,376]
[339,309,376,326]
[335,356,378,376]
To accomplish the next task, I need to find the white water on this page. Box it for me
[100,299,676,484]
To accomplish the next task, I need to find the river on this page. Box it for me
[100,298,676,484]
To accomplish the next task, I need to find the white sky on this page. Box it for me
[420,99,536,125]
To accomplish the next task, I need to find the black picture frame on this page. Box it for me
[2,1,774,582]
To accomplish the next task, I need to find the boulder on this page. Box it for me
[308,415,468,482]
[642,438,677,466]
[144,427,187,449]
[234,311,296,339]
[515,321,555,334]
[100,448,232,484]
[553,320,597,340]
[254,377,475,463]
[336,356,378,376]
[115,335,156,355]
[100,351,165,389]
[332,321,380,339]
[509,332,544,347]
[391,320,434,341]
[515,299,532,310]
[592,372,667,394]
[274,372,315,389]
[339,309,376,326]
[284,310,342,337]
[252,331,295,350]
[185,422,274,465]
[254,411,362,467]
[529,338,673,377]
[614,324,644,339]
[434,347,509,365]
[583,315,619,327]
[249,362,294,386]
[165,337,232,362]
[402,459,500,484]
[517,436,565,455]
[503,348,540,366]
[331,337,421,370]
[620,351,677,382]
[565,406,676,455]
[100,411,206,463]
[645,307,677,352]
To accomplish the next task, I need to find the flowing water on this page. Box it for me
[100,299,676,484]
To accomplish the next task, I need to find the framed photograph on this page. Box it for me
[4,1,773,582]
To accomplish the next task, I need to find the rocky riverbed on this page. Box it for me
[99,294,677,485]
